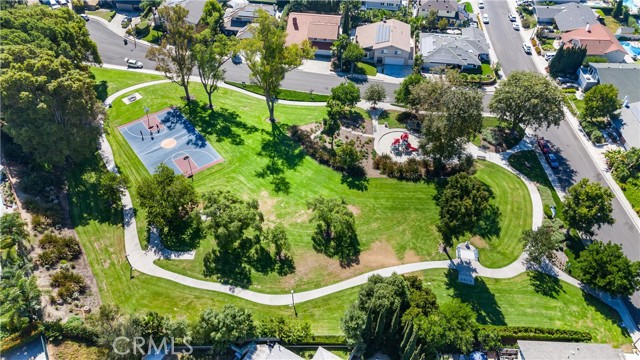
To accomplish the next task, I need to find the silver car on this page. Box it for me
[125,58,143,69]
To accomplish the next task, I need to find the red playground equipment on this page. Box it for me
[391,132,418,154]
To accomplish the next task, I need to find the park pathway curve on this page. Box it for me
[98,79,640,346]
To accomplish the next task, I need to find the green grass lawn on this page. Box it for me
[621,179,640,216]
[142,28,163,44]
[225,81,330,102]
[461,1,473,13]
[90,67,165,100]
[86,10,116,22]
[508,150,564,219]
[565,93,585,116]
[472,117,500,146]
[356,62,377,76]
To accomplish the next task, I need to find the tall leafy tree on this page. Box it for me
[563,178,615,236]
[240,10,315,122]
[331,34,350,70]
[137,164,199,242]
[436,173,493,247]
[140,0,163,11]
[394,73,425,108]
[193,34,236,109]
[613,0,624,18]
[308,196,360,265]
[200,0,225,34]
[0,46,102,168]
[0,214,29,266]
[322,102,342,149]
[343,42,365,74]
[330,82,361,110]
[340,0,361,35]
[258,316,313,343]
[583,84,621,121]
[490,71,565,133]
[364,83,387,108]
[194,305,256,352]
[416,299,478,354]
[522,225,563,266]
[146,5,196,101]
[576,241,640,296]
[549,45,587,77]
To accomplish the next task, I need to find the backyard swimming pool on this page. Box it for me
[621,41,640,56]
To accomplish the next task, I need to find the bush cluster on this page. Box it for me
[51,269,87,302]
[44,317,99,344]
[38,233,82,267]
[484,325,591,344]
[373,155,425,181]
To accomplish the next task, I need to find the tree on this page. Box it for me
[308,196,360,265]
[576,241,640,296]
[342,274,411,355]
[394,73,425,108]
[436,173,493,247]
[330,82,361,110]
[364,83,386,108]
[613,0,624,18]
[340,0,362,35]
[522,225,562,266]
[411,77,483,166]
[140,0,162,11]
[331,34,350,70]
[193,34,236,109]
[97,171,127,210]
[194,305,256,352]
[583,84,621,121]
[137,164,199,243]
[241,10,315,122]
[146,5,196,101]
[549,45,587,77]
[200,0,224,34]
[563,178,614,236]
[322,103,342,149]
[437,18,449,31]
[0,46,102,168]
[343,42,365,74]
[0,214,29,266]
[424,10,439,30]
[336,140,363,174]
[263,223,295,276]
[417,299,478,354]
[489,71,565,133]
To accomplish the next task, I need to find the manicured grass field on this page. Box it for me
[86,10,116,22]
[90,67,165,100]
[225,81,330,102]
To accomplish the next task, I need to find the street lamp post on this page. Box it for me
[291,289,297,317]
[125,254,134,279]
[144,106,150,128]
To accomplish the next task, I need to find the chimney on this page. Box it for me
[585,23,591,32]
[293,17,298,31]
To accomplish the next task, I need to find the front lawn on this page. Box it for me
[621,179,640,216]
[356,62,378,76]
[86,10,116,22]
[142,28,163,44]
[225,81,330,102]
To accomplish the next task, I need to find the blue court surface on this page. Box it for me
[118,108,223,176]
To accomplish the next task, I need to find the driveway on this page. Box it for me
[380,65,413,78]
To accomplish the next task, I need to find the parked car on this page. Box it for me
[508,13,517,22]
[555,77,576,84]
[232,54,242,64]
[537,138,551,154]
[125,58,143,69]
[80,14,89,21]
[482,14,489,24]
[522,42,532,54]
[544,52,556,61]
[478,0,484,8]
[608,130,620,143]
[121,16,131,26]
[512,23,520,31]
[561,83,580,90]
[546,153,559,169]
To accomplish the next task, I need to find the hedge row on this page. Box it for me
[483,325,592,344]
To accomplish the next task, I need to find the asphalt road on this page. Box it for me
[483,0,640,315]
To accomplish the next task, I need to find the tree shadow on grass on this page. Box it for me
[581,289,631,338]
[445,268,506,325]
[185,103,258,146]
[256,122,306,194]
[203,249,252,288]
[94,80,108,102]
[340,172,369,191]
[527,269,564,299]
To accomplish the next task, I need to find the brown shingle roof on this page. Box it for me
[285,12,341,46]
[355,19,412,53]
[560,23,625,55]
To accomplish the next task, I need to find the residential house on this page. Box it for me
[534,2,598,31]
[355,19,414,65]
[361,0,404,11]
[560,23,627,62]
[232,342,341,360]
[417,0,459,18]
[577,63,640,149]
[419,27,489,70]
[285,12,342,56]
[100,0,140,11]
[222,3,277,36]
[517,340,621,360]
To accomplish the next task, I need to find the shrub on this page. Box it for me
[402,158,423,181]
[543,204,553,219]
[31,214,51,233]
[484,325,591,345]
[590,130,604,144]
[135,20,150,37]
[51,269,86,302]
[38,233,82,267]
[521,17,531,28]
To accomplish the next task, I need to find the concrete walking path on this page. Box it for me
[98,79,640,345]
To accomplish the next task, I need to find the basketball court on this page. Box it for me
[118,108,223,176]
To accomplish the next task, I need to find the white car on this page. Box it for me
[508,13,517,22]
[482,14,489,24]
[125,58,143,69]
[544,52,556,61]
[522,43,532,54]
[512,22,520,31]
[478,0,484,8]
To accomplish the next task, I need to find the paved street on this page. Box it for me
[482,0,640,315]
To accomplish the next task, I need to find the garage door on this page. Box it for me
[384,57,405,65]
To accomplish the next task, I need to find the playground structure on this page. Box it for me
[391,132,419,155]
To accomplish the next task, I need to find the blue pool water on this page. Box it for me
[621,41,640,56]
[623,0,639,12]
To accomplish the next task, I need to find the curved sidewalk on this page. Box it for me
[98,79,639,345]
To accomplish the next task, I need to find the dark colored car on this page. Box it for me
[546,153,559,169]
[537,138,551,154]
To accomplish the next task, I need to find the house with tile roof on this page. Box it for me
[355,19,414,65]
[285,12,342,56]
[560,23,627,62]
